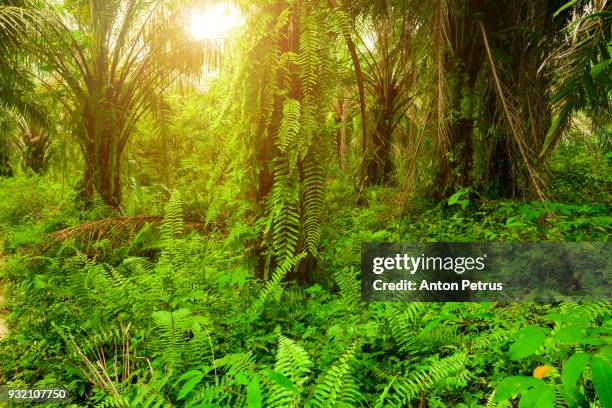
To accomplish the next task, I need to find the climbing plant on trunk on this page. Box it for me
[225,0,351,281]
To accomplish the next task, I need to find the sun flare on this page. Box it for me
[188,3,244,41]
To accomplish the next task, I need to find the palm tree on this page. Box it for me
[361,2,423,185]
[541,0,611,157]
[14,113,53,174]
[29,0,203,207]
[430,0,489,197]
[430,0,582,199]
[0,1,46,176]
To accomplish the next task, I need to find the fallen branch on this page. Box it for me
[43,215,209,252]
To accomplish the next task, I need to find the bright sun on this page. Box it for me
[188,3,244,41]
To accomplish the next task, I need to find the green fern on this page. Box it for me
[386,303,426,353]
[269,158,301,262]
[377,351,467,407]
[266,334,313,407]
[127,371,174,408]
[126,223,159,254]
[252,252,307,314]
[302,152,323,257]
[468,327,509,352]
[333,266,361,307]
[278,98,302,170]
[151,308,193,370]
[160,190,184,243]
[306,343,362,408]
[213,351,258,377]
[91,190,111,218]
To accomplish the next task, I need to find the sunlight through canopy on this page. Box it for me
[188,3,244,41]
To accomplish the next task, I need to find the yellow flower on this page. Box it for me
[533,365,551,379]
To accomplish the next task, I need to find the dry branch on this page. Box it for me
[44,215,209,252]
[479,21,547,205]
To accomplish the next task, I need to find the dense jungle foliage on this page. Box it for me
[0,0,610,407]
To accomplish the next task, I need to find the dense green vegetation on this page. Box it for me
[0,0,610,407]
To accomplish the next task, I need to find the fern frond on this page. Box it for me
[386,303,426,353]
[160,190,183,243]
[126,223,159,254]
[266,334,313,407]
[92,190,112,218]
[306,343,362,408]
[270,158,301,261]
[302,153,323,256]
[278,98,302,170]
[253,252,307,313]
[432,0,452,154]
[209,134,238,186]
[128,371,174,408]
[276,334,313,384]
[333,266,360,307]
[151,308,193,370]
[297,14,322,161]
[378,351,467,407]
[213,352,258,376]
[468,327,509,352]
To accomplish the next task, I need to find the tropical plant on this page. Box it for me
[0,1,47,176]
[541,0,611,157]
[29,0,204,206]
[0,0,610,407]
[360,1,424,186]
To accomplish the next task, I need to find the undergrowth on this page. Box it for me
[0,180,609,407]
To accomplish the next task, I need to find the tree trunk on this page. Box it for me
[432,0,486,197]
[333,99,351,169]
[254,6,301,278]
[367,115,395,185]
[79,120,123,208]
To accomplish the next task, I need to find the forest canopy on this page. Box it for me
[0,0,610,406]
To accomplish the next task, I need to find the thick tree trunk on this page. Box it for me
[367,116,395,185]
[367,84,398,186]
[432,0,486,198]
[79,125,123,208]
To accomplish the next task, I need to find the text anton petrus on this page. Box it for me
[361,242,611,302]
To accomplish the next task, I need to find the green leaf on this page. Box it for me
[494,376,544,401]
[519,385,555,408]
[541,104,571,158]
[544,310,589,323]
[562,353,591,391]
[235,372,250,385]
[448,188,471,208]
[506,216,526,228]
[263,369,296,391]
[177,372,204,400]
[592,356,612,408]
[553,0,577,17]
[247,377,263,408]
[563,387,587,408]
[554,325,587,344]
[591,60,610,79]
[509,326,546,360]
[494,376,523,400]
[178,369,204,382]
